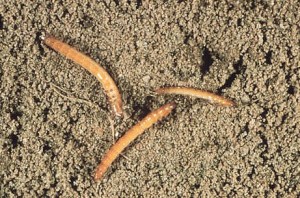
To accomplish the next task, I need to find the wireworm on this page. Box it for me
[42,35,123,117]
[156,87,235,107]
[94,101,176,180]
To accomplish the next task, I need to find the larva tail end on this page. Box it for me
[114,110,123,118]
[111,104,124,118]
[94,170,104,181]
[94,175,101,181]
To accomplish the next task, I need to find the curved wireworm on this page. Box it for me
[94,101,176,180]
[42,35,123,117]
[156,87,235,107]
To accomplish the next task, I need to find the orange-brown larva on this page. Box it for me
[94,101,176,181]
[42,35,123,117]
[156,87,235,107]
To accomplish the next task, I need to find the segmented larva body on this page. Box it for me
[156,87,235,107]
[94,102,176,181]
[42,36,123,117]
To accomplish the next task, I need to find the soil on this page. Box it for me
[0,1,299,197]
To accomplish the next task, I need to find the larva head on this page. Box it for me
[39,31,57,47]
[39,30,51,41]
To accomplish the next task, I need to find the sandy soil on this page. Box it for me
[1,1,299,197]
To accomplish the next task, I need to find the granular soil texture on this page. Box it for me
[1,1,299,197]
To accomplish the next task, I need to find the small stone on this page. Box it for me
[142,75,151,83]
